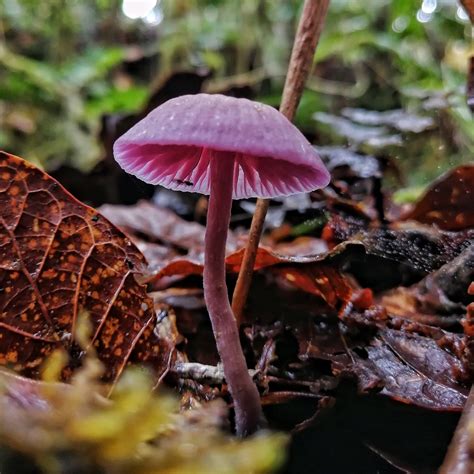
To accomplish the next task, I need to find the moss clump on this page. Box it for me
[0,353,286,474]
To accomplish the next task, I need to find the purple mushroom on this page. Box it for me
[113,93,330,436]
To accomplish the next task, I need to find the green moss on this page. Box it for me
[0,355,286,474]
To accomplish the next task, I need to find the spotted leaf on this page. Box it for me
[0,152,157,383]
[403,165,474,231]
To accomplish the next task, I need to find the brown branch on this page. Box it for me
[460,0,474,24]
[467,55,474,113]
[279,0,331,119]
[231,199,270,321]
[439,386,474,474]
[231,0,331,324]
[173,362,258,384]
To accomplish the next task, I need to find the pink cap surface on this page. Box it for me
[114,94,330,199]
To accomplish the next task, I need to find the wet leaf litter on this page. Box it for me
[0,0,473,469]
[1,141,472,471]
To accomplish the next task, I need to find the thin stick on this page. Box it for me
[279,0,331,119]
[231,198,269,321]
[439,385,474,474]
[232,0,331,323]
[173,362,258,384]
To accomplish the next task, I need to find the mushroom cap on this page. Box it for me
[114,94,330,199]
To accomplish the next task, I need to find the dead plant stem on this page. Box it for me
[232,0,331,323]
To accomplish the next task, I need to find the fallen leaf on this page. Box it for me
[271,265,353,312]
[313,112,403,147]
[343,329,468,411]
[317,146,382,179]
[99,200,224,251]
[145,239,362,313]
[293,307,468,412]
[324,215,474,275]
[403,165,474,230]
[0,152,157,382]
[380,243,474,326]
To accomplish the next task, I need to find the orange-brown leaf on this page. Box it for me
[403,165,474,230]
[148,244,358,313]
[0,152,156,382]
[460,0,474,23]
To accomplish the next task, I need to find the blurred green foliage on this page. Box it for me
[0,0,472,189]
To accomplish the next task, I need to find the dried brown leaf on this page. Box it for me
[0,152,162,383]
[403,165,474,230]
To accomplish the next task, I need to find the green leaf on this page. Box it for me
[60,47,125,88]
[85,86,149,118]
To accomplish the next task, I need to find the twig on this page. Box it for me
[461,0,474,113]
[231,198,270,321]
[467,56,474,113]
[231,0,331,323]
[439,385,474,474]
[173,362,258,384]
[278,0,331,120]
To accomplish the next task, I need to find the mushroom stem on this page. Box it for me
[232,0,331,324]
[203,150,263,436]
